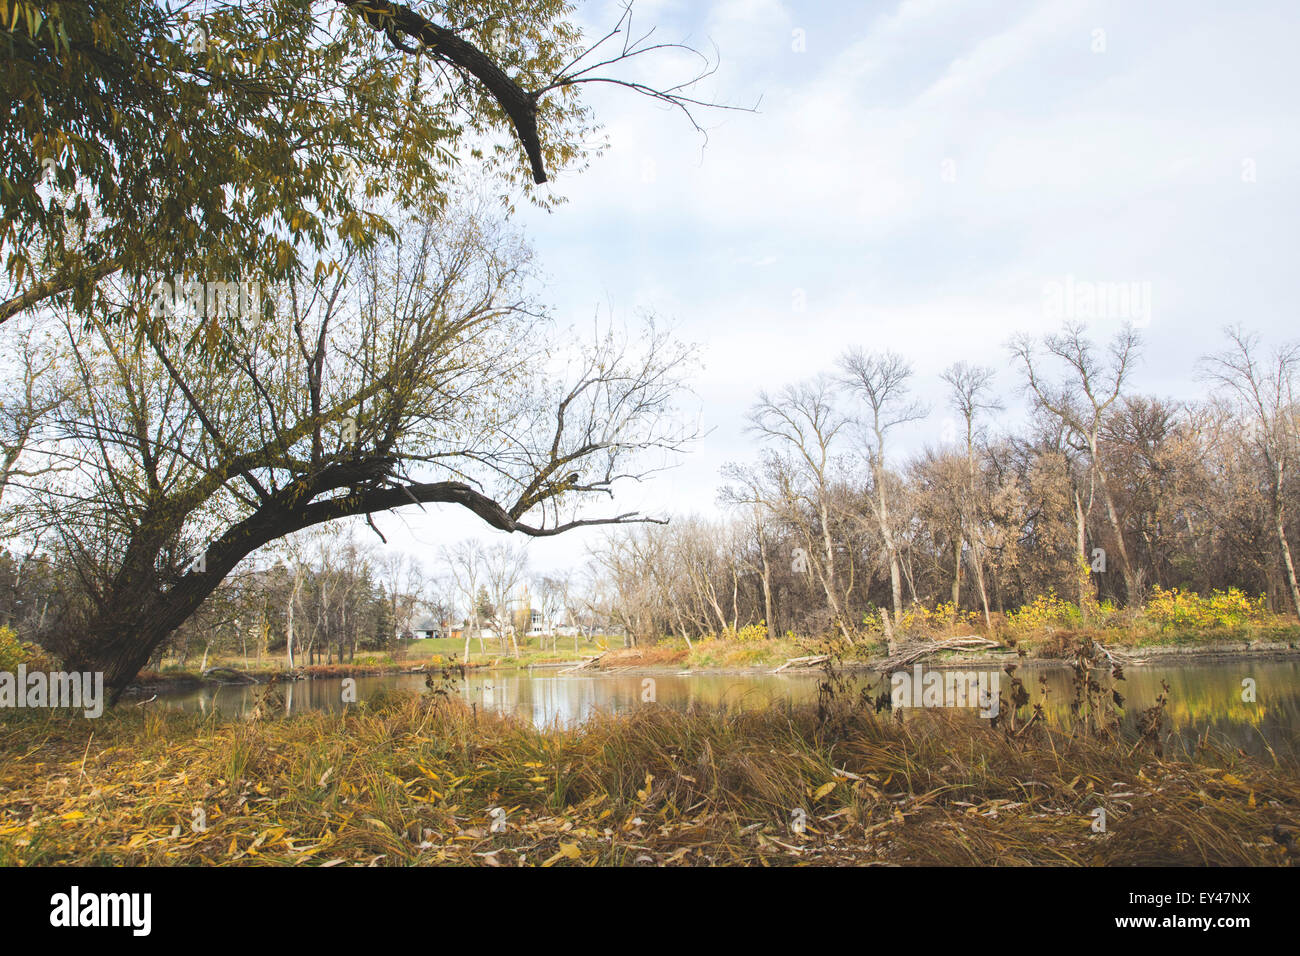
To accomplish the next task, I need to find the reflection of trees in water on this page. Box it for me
[1024,664,1299,757]
[158,663,1300,758]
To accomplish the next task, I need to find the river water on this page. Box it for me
[153,660,1300,759]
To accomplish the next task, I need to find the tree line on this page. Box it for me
[588,323,1300,646]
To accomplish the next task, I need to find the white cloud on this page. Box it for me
[388,0,1300,574]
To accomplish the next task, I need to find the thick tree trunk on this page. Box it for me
[71,474,568,702]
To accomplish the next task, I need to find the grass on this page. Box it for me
[0,673,1295,866]
[139,636,619,687]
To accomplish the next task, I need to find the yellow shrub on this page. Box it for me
[1144,586,1267,629]
[0,626,55,672]
[1006,591,1082,632]
[701,622,769,643]
[895,601,983,634]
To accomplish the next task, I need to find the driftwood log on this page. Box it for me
[874,636,1003,672]
[1091,641,1149,666]
[558,652,606,674]
[771,655,830,674]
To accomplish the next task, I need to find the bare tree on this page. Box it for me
[535,572,570,652]
[1012,322,1143,605]
[377,549,425,648]
[837,349,928,626]
[941,361,1002,626]
[720,464,776,634]
[443,539,487,663]
[1202,328,1300,616]
[483,540,528,656]
[747,377,854,642]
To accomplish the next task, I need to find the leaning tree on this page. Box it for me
[8,205,695,697]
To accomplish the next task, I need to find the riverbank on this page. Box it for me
[0,693,1293,866]
[586,631,1300,678]
[121,628,1300,698]
[124,654,580,697]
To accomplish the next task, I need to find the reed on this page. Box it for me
[0,667,1294,866]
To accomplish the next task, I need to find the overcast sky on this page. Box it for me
[371,0,1300,578]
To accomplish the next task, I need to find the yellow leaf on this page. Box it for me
[813,782,836,801]
[559,843,580,859]
[60,811,86,821]
[1221,773,1245,787]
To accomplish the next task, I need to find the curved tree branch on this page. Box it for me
[338,0,548,183]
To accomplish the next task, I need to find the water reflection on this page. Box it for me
[157,661,1300,758]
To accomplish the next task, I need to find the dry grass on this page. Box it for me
[0,682,1295,866]
[601,645,691,668]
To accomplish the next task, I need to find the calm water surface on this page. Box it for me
[155,661,1300,758]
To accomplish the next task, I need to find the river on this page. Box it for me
[152,659,1300,759]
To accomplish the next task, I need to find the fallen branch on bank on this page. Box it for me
[1092,642,1149,666]
[875,636,1003,672]
[771,655,830,674]
[559,653,606,674]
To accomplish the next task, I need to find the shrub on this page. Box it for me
[0,626,57,672]
[699,622,768,643]
[1144,586,1267,630]
[1005,591,1081,632]
[892,601,983,636]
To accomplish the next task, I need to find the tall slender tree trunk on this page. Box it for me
[758,537,774,635]
[1272,484,1300,617]
[970,552,992,629]
[965,441,992,629]
[818,502,851,641]
[1075,487,1090,620]
[951,538,962,608]
[874,464,903,619]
